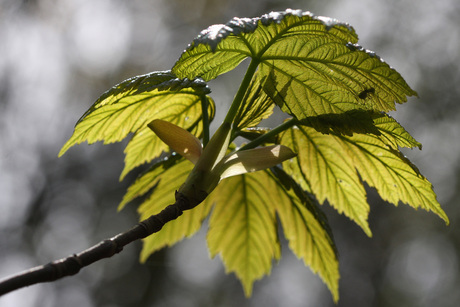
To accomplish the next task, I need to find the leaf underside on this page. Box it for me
[58,8,448,303]
[59,71,215,179]
[204,169,339,301]
[173,9,417,120]
[134,157,214,262]
[233,70,275,130]
[280,115,448,235]
[128,156,339,300]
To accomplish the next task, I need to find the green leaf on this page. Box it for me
[298,111,421,149]
[268,167,339,302]
[204,169,338,299]
[372,113,421,149]
[120,100,214,179]
[59,71,215,178]
[204,171,281,297]
[173,10,357,81]
[173,9,416,119]
[280,123,449,234]
[340,133,447,223]
[260,42,417,118]
[118,155,181,211]
[298,110,380,136]
[134,157,213,262]
[233,72,274,130]
[280,125,372,236]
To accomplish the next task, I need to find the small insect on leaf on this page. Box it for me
[358,88,375,99]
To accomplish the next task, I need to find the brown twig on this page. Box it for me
[0,191,201,296]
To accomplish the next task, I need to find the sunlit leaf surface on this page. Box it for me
[268,167,339,302]
[118,155,181,211]
[173,9,417,119]
[204,170,338,300]
[280,120,449,232]
[204,172,280,296]
[296,111,422,152]
[57,9,447,303]
[233,71,274,129]
[280,125,371,235]
[59,71,215,178]
[133,158,214,262]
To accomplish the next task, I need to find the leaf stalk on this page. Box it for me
[223,59,260,125]
[200,96,210,146]
[239,118,298,151]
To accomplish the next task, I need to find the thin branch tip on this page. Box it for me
[0,194,196,296]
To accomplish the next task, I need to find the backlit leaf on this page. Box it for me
[120,100,214,179]
[280,123,449,233]
[173,9,416,119]
[59,70,215,179]
[298,111,421,149]
[298,110,380,136]
[173,10,357,81]
[204,172,281,296]
[134,158,214,262]
[205,169,338,299]
[118,155,182,211]
[233,71,274,129]
[268,167,339,302]
[280,125,372,236]
[341,134,447,223]
[372,113,421,149]
[260,42,417,118]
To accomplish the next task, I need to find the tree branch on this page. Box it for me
[0,191,201,296]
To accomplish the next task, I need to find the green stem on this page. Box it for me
[223,59,260,125]
[239,118,298,151]
[200,96,210,147]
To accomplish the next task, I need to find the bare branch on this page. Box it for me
[0,191,201,296]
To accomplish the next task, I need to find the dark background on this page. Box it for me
[1,0,459,306]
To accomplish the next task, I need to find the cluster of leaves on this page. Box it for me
[59,9,448,302]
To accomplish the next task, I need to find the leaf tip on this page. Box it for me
[57,148,67,158]
[58,140,73,158]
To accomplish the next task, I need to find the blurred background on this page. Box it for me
[0,0,459,306]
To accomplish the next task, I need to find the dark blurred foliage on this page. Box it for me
[1,0,459,306]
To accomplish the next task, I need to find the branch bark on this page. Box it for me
[0,191,201,296]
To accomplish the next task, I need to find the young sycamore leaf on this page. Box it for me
[56,8,447,304]
[120,157,214,261]
[59,71,215,179]
[118,154,182,211]
[280,124,372,236]
[297,111,421,151]
[280,120,449,233]
[278,112,424,236]
[204,169,339,301]
[173,9,417,120]
[204,171,281,297]
[233,71,275,130]
[268,167,339,302]
[148,119,296,198]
